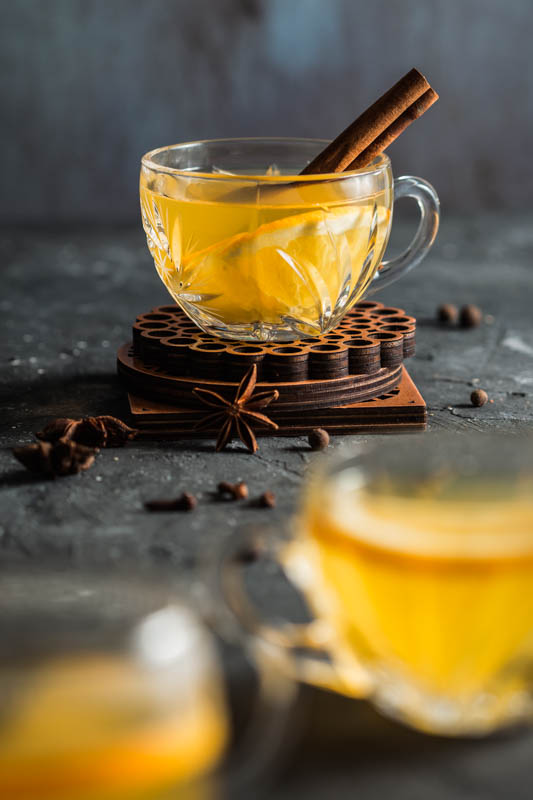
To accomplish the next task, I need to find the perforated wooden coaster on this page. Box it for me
[117,301,426,439]
[118,301,417,409]
[130,300,416,382]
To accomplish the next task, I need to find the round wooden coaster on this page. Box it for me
[117,344,403,411]
[117,301,415,411]
[131,301,415,382]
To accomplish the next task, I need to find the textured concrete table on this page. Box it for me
[1,215,533,798]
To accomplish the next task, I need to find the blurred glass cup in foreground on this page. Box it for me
[221,435,533,736]
[0,569,294,800]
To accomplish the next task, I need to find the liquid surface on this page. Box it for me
[140,173,391,337]
[299,478,533,704]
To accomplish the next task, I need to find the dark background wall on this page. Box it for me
[1,0,532,224]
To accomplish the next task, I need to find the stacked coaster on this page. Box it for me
[117,301,426,436]
[126,370,426,438]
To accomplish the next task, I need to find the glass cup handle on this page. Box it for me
[368,175,440,294]
[214,528,372,698]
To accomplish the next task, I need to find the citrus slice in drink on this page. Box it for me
[176,202,389,329]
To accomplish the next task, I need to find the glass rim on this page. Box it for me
[309,434,533,492]
[140,137,391,183]
[301,436,533,560]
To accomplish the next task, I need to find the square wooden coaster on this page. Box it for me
[127,367,426,438]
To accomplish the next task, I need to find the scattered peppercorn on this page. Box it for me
[258,490,276,508]
[144,492,197,512]
[437,303,458,324]
[234,538,265,564]
[460,304,483,328]
[471,389,489,407]
[308,428,330,450]
[218,481,249,500]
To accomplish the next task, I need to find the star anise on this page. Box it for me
[13,438,98,477]
[36,415,138,448]
[193,365,279,453]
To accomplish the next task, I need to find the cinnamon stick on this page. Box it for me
[346,88,438,170]
[300,68,438,175]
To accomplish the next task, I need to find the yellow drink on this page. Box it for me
[0,654,227,800]
[295,462,533,734]
[140,158,392,339]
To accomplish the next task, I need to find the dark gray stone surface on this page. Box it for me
[2,0,533,223]
[1,214,533,797]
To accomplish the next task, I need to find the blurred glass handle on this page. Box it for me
[217,528,371,697]
[369,175,440,293]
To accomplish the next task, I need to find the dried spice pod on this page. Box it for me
[194,365,278,453]
[144,493,197,512]
[13,439,98,477]
[460,304,483,329]
[308,428,330,450]
[300,68,438,173]
[258,490,276,508]
[74,417,108,447]
[91,416,138,446]
[37,415,137,448]
[13,441,54,474]
[218,481,249,500]
[49,439,99,476]
[437,303,458,324]
[35,418,80,444]
[471,389,489,407]
[233,537,266,564]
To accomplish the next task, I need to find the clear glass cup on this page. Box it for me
[140,138,439,342]
[0,566,296,799]
[219,435,533,736]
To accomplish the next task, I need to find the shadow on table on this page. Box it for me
[1,371,128,432]
[0,464,51,488]
[276,683,531,792]
[1,369,306,457]
[415,316,444,330]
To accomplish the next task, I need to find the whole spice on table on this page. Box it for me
[437,303,458,324]
[144,493,197,512]
[193,365,278,454]
[308,428,330,451]
[471,389,489,407]
[37,415,138,447]
[301,68,438,173]
[218,481,249,500]
[234,537,265,564]
[460,304,483,329]
[12,438,98,477]
[258,490,276,508]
